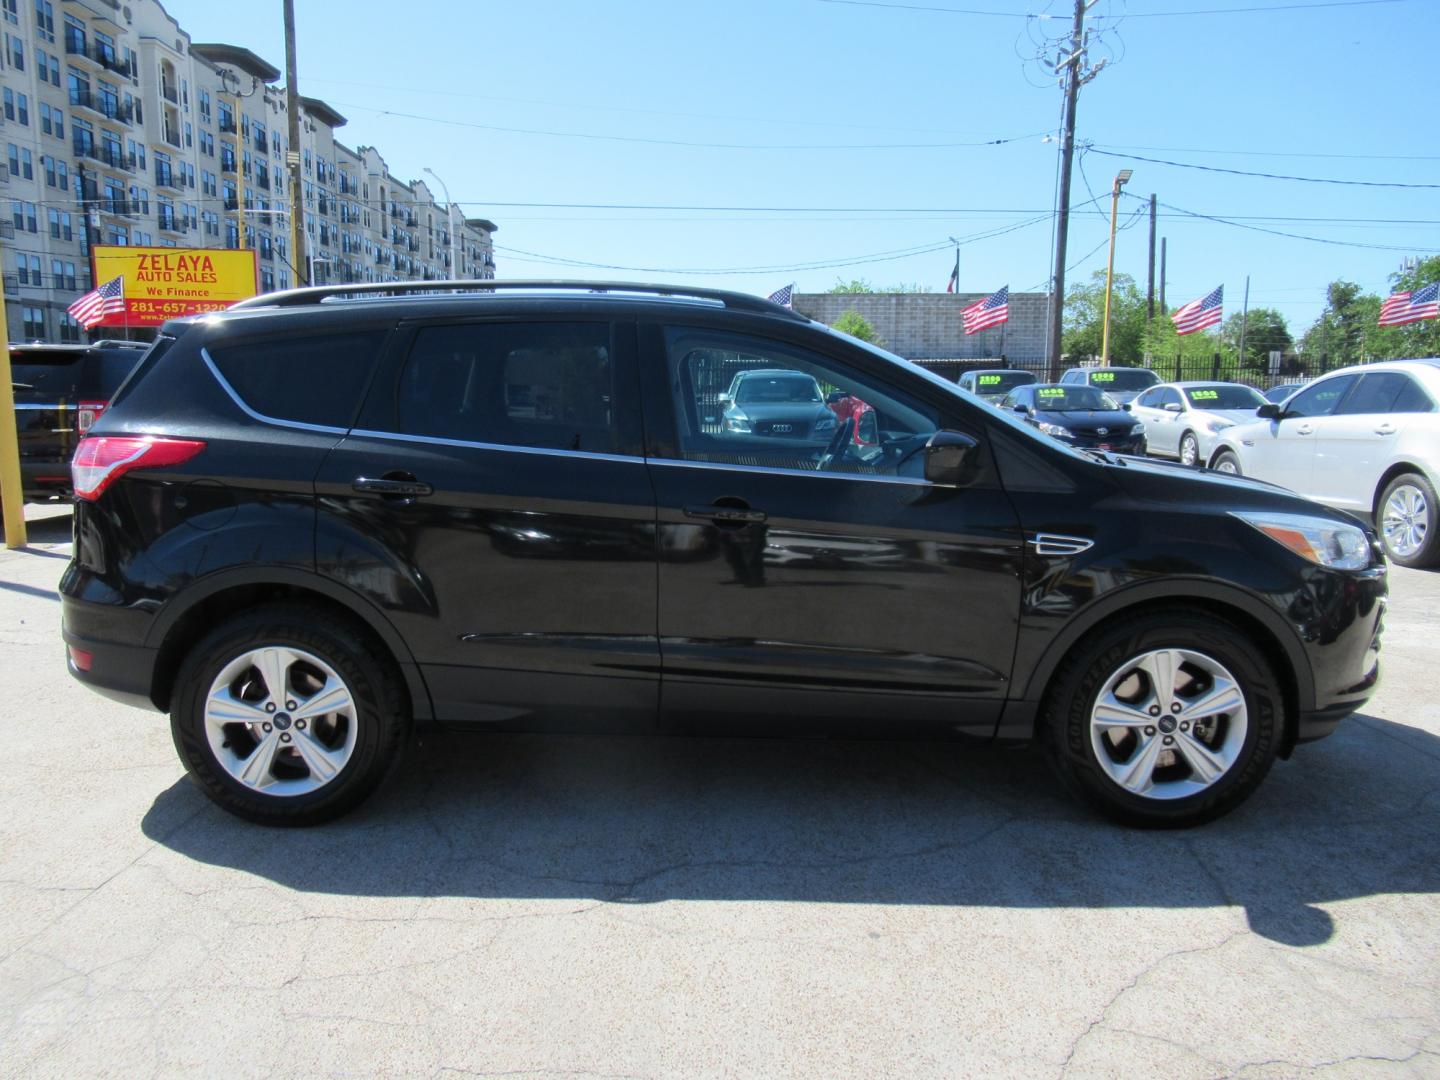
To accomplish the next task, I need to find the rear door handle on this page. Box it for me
[353,475,434,498]
[684,504,766,524]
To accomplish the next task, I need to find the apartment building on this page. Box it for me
[2,0,497,343]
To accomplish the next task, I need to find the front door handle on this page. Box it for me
[684,504,766,525]
[353,474,434,498]
[1375,423,1397,436]
[1295,424,1314,436]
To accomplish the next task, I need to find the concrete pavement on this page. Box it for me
[1,503,1437,1078]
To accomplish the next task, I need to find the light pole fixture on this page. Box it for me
[1100,168,1133,364]
[422,167,460,279]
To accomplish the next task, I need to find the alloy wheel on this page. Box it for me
[204,645,359,796]
[1180,434,1199,466]
[1382,483,1428,559]
[1089,648,1248,801]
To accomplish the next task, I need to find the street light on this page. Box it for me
[1100,168,1133,364]
[422,167,460,279]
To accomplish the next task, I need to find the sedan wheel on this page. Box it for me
[1378,472,1439,568]
[1179,433,1200,467]
[1211,450,1242,476]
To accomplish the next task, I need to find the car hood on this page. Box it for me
[1110,453,1367,527]
[1195,407,1266,426]
[1032,408,1137,429]
[1103,388,1149,404]
[730,402,830,421]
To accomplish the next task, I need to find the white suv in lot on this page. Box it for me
[1208,360,1440,567]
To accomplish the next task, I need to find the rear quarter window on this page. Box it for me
[207,331,389,429]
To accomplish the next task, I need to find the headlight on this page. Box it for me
[814,415,837,433]
[1203,418,1234,433]
[1037,421,1072,437]
[1232,511,1370,570]
[724,414,752,433]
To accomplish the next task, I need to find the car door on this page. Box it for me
[1134,387,1182,456]
[1310,372,1425,512]
[639,322,1025,738]
[313,317,659,729]
[1238,373,1358,496]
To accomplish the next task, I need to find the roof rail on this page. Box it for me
[226,279,808,321]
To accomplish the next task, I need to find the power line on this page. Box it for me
[1089,147,1440,189]
[816,0,1401,15]
[1126,193,1440,253]
[327,99,1051,152]
[1093,142,1440,162]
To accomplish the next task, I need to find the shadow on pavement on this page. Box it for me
[142,714,1440,947]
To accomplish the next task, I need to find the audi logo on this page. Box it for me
[772,424,793,433]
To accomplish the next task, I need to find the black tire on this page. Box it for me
[1211,449,1242,476]
[1179,432,1200,467]
[1376,472,1440,569]
[1043,611,1282,828]
[170,602,409,825]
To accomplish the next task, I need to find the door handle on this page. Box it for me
[684,504,766,525]
[1375,424,1397,435]
[1295,424,1314,436]
[353,474,434,498]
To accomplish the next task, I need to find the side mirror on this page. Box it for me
[1012,403,1030,415]
[717,393,732,406]
[1121,402,1133,412]
[924,430,979,486]
[1162,402,1182,413]
[1257,402,1281,420]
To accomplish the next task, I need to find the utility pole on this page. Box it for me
[283,0,306,287]
[1159,238,1167,315]
[1146,193,1157,321]
[1100,168,1131,364]
[1237,275,1251,368]
[1045,0,1104,378]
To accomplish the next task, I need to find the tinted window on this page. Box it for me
[1033,386,1119,411]
[395,322,614,453]
[1135,388,1161,408]
[1088,369,1159,391]
[1155,387,1182,408]
[10,350,83,403]
[975,371,1034,394]
[209,331,387,429]
[1392,376,1436,413]
[1335,372,1417,416]
[93,348,146,397]
[663,326,941,477]
[1184,384,1264,410]
[1284,374,1357,419]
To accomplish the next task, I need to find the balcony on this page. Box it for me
[223,196,238,211]
[157,209,183,233]
[255,171,271,191]
[253,133,267,153]
[219,116,237,135]
[220,157,237,175]
[160,83,179,106]
[68,90,132,124]
[99,197,141,218]
[160,126,182,149]
[374,249,387,265]
[154,166,182,191]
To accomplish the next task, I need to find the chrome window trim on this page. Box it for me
[13,403,72,410]
[200,347,351,436]
[347,427,645,465]
[644,455,942,488]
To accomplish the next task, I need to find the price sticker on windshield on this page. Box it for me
[979,375,1002,386]
[1038,388,1066,398]
[1191,389,1219,401]
[1090,372,1116,383]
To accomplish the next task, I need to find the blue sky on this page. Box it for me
[173,0,1437,335]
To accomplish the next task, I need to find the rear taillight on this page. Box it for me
[71,436,206,501]
[77,399,107,434]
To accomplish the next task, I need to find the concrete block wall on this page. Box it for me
[793,292,1049,365]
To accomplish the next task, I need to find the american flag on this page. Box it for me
[1172,285,1223,336]
[1378,282,1439,327]
[67,275,126,329]
[961,285,1009,335]
[767,283,794,309]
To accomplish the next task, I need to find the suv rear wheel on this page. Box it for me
[1044,612,1280,828]
[170,603,408,825]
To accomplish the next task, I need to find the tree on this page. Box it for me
[1300,280,1384,368]
[831,309,884,346]
[1062,270,1148,364]
[1220,308,1292,370]
[829,278,875,294]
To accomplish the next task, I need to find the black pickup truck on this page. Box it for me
[11,341,148,501]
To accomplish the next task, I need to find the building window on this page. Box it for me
[47,208,72,239]
[5,32,23,69]
[34,0,55,40]
[59,313,81,343]
[199,88,210,120]
[22,306,44,340]
[11,200,36,232]
[1,0,16,26]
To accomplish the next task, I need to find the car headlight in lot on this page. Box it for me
[1202,418,1234,434]
[1037,421,1072,437]
[1232,511,1370,570]
[814,415,837,433]
[723,414,753,433]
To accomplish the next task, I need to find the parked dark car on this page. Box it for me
[1002,383,1148,456]
[10,341,148,500]
[61,282,1385,829]
[1059,366,1161,405]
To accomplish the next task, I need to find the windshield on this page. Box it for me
[1033,386,1119,411]
[735,374,821,404]
[974,371,1035,394]
[1087,369,1159,391]
[1184,384,1265,410]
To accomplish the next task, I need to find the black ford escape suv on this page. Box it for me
[60,282,1386,828]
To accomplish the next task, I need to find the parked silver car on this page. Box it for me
[1130,382,1267,466]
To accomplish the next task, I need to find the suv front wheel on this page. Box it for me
[1044,612,1281,828]
[171,603,409,825]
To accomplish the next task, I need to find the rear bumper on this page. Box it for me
[22,461,73,500]
[62,626,160,711]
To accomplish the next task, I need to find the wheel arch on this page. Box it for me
[1371,461,1435,520]
[145,568,433,721]
[1206,441,1240,470]
[1017,580,1309,756]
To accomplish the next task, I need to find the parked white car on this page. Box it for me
[1131,381,1267,466]
[1208,360,1440,567]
